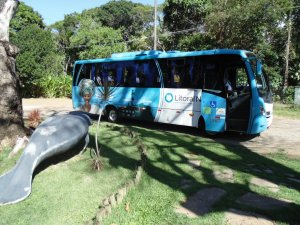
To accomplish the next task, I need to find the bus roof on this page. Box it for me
[75,49,253,64]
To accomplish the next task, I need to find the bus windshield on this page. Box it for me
[246,55,269,97]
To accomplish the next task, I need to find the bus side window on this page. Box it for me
[167,60,183,88]
[181,59,193,88]
[192,61,203,89]
[102,63,117,87]
[173,67,182,88]
[95,63,103,86]
[139,60,159,87]
[73,63,92,86]
[136,62,146,87]
[150,60,160,87]
[203,63,222,91]
[123,61,135,87]
[157,59,171,88]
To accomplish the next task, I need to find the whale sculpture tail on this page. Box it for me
[0,112,92,206]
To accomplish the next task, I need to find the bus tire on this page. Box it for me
[198,117,219,138]
[107,107,119,123]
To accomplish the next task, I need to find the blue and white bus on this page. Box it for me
[72,49,273,135]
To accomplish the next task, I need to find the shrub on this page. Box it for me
[281,86,296,104]
[36,74,72,98]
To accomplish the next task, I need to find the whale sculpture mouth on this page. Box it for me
[0,112,91,206]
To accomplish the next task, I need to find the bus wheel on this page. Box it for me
[198,117,219,138]
[107,107,119,123]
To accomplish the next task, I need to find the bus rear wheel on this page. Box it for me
[107,107,119,123]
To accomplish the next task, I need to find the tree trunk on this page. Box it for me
[282,15,292,98]
[0,0,27,147]
[0,41,27,145]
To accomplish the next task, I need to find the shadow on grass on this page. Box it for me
[34,125,140,177]
[33,137,87,178]
[96,119,300,224]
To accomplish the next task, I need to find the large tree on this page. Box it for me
[69,17,126,59]
[162,0,208,49]
[9,1,44,39]
[0,0,27,146]
[51,13,81,74]
[94,0,153,38]
[289,0,300,86]
[12,24,64,97]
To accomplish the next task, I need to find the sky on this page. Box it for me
[21,0,165,26]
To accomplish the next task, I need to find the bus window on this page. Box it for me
[203,63,222,91]
[158,58,188,88]
[191,60,203,89]
[150,60,160,87]
[101,63,117,86]
[236,67,250,92]
[122,61,136,87]
[73,63,93,86]
[95,63,103,86]
[124,60,160,87]
[136,61,148,87]
[255,71,267,96]
[157,59,171,87]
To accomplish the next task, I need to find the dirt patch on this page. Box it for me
[23,98,73,118]
[218,116,300,158]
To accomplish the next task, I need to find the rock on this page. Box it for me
[180,179,193,189]
[188,159,201,168]
[109,194,117,208]
[264,169,273,174]
[213,168,234,183]
[250,177,279,192]
[236,192,291,210]
[288,178,300,184]
[225,208,276,225]
[175,187,226,218]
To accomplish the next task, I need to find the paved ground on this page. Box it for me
[23,98,73,118]
[218,117,300,158]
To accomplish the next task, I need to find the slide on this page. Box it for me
[0,112,91,205]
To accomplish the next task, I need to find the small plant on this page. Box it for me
[28,109,42,129]
[91,79,118,172]
[90,147,104,171]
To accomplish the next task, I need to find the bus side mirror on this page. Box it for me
[257,60,262,76]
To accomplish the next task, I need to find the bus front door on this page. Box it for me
[225,67,251,132]
[200,91,227,133]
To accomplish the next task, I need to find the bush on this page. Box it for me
[281,86,296,104]
[36,74,72,98]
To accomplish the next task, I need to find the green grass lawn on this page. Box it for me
[274,103,300,119]
[0,123,140,225]
[101,122,300,225]
[1,121,299,225]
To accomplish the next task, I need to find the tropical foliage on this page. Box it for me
[9,0,300,101]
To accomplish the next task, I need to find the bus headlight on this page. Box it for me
[260,105,266,116]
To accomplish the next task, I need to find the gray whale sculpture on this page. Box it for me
[0,112,92,206]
